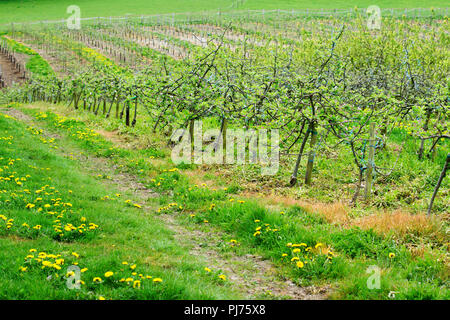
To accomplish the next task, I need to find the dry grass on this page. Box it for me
[352,210,445,239]
[241,192,352,224]
[240,192,446,241]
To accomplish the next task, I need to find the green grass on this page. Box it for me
[0,0,448,25]
[5,102,447,300]
[0,108,240,300]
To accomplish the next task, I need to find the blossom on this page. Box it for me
[104,271,114,278]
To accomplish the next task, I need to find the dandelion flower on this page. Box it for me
[104,271,114,278]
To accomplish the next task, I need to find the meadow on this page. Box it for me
[0,1,448,301]
[0,0,449,24]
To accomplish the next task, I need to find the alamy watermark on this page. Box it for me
[170,121,279,175]
[67,5,81,30]
[366,265,381,289]
[66,265,81,289]
[367,5,381,30]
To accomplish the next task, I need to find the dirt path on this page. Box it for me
[0,51,25,87]
[0,106,330,300]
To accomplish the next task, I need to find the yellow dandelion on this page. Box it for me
[104,271,114,278]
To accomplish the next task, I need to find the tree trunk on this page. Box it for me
[290,124,311,186]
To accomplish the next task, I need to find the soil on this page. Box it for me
[0,51,26,87]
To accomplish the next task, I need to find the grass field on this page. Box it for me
[0,107,244,299]
[0,0,448,24]
[0,102,447,300]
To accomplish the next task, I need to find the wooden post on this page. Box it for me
[427,154,449,215]
[189,118,195,152]
[365,122,376,199]
[125,101,130,126]
[304,121,317,185]
[132,97,138,127]
[222,118,227,156]
[115,99,120,118]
